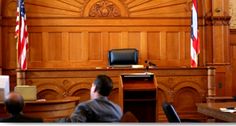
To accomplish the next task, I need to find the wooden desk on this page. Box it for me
[197,102,236,122]
[0,96,80,122]
[207,96,234,103]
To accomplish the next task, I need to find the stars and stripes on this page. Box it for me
[191,0,200,68]
[15,0,28,70]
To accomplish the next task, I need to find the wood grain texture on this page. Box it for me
[2,25,192,68]
[230,29,236,96]
[2,0,193,69]
[14,67,215,122]
[3,0,191,17]
[197,102,236,122]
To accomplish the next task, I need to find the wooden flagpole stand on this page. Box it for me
[16,69,26,86]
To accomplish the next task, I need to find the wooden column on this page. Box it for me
[207,67,216,97]
[204,0,232,96]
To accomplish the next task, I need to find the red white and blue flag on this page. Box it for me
[15,0,28,70]
[191,0,200,67]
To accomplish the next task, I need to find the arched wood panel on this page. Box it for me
[173,87,202,119]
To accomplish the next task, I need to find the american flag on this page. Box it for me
[15,0,28,70]
[190,0,200,67]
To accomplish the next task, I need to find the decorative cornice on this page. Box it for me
[205,16,231,26]
[89,0,121,17]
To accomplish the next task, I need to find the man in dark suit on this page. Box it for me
[0,92,43,122]
[69,75,122,122]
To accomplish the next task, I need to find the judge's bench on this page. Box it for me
[13,67,215,122]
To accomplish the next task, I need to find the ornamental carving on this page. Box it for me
[89,0,121,17]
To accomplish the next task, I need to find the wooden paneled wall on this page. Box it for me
[2,0,196,69]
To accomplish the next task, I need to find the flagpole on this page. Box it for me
[16,0,25,86]
[16,0,21,86]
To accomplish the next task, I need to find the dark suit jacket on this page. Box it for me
[69,96,122,122]
[0,114,43,122]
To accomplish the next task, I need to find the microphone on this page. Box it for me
[145,60,157,67]
[144,60,149,72]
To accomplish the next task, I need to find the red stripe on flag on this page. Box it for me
[192,0,197,9]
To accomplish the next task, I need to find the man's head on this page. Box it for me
[90,75,113,99]
[4,92,24,115]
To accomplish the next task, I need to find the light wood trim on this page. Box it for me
[2,18,191,27]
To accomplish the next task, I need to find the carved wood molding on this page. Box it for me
[89,0,121,17]
[3,0,192,17]
[83,0,128,17]
[205,15,231,26]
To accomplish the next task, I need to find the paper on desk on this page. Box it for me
[220,108,236,113]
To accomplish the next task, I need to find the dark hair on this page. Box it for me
[4,94,24,115]
[94,75,113,96]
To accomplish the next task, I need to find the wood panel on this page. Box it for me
[88,32,102,60]
[29,33,43,62]
[15,67,215,122]
[230,29,236,96]
[212,25,230,64]
[2,25,192,68]
[166,32,180,64]
[108,32,122,49]
[2,30,16,68]
[48,32,63,61]
[232,45,236,95]
[147,32,161,60]
[68,32,83,61]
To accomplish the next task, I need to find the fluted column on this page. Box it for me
[204,0,232,96]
